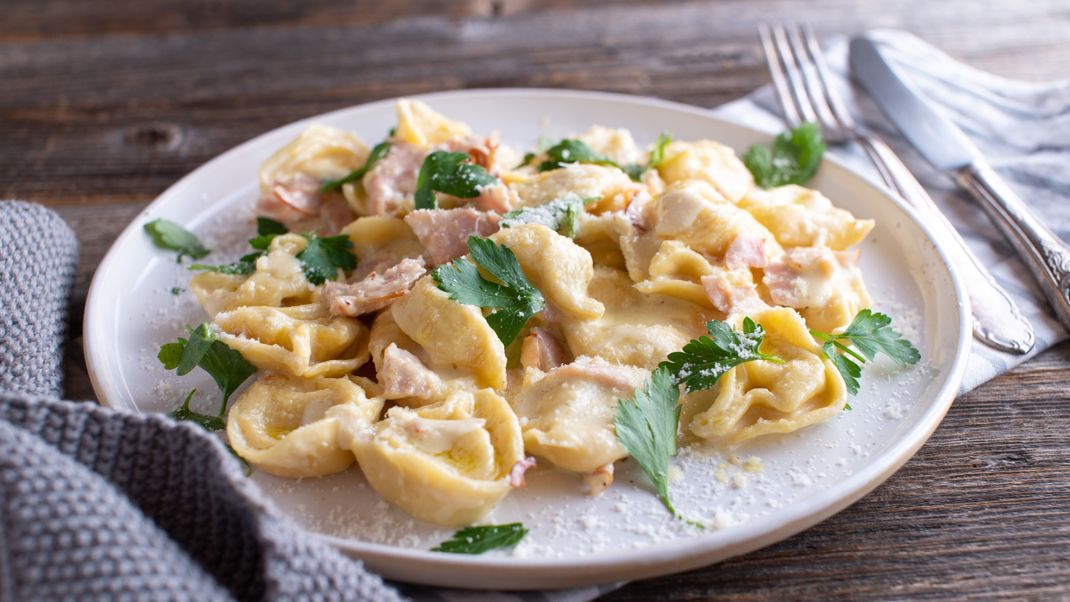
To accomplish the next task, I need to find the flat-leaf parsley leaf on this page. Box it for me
[811,309,920,395]
[615,366,682,516]
[320,137,393,192]
[296,233,358,285]
[168,389,225,431]
[660,317,781,393]
[144,219,210,261]
[431,523,528,554]
[743,122,826,188]
[248,217,288,250]
[159,323,257,416]
[538,134,671,182]
[432,236,545,347]
[414,151,498,210]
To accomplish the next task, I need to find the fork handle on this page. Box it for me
[857,135,1036,354]
[957,160,1070,332]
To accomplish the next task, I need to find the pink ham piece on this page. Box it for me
[256,174,354,235]
[377,343,443,400]
[763,246,859,309]
[724,233,773,269]
[317,197,356,235]
[404,208,502,266]
[363,142,426,216]
[323,257,427,317]
[519,327,572,371]
[256,173,323,225]
[508,457,538,488]
[701,268,768,315]
[469,183,521,214]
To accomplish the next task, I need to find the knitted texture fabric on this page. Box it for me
[0,201,405,602]
[0,201,77,397]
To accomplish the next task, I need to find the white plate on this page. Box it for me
[85,89,971,590]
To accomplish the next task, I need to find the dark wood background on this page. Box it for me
[4,1,1069,599]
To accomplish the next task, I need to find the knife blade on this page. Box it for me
[850,34,1070,334]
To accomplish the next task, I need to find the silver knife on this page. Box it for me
[850,35,1070,338]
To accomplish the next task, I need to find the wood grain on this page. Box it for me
[6,0,1070,598]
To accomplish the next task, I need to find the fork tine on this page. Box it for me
[769,23,819,124]
[800,23,856,129]
[759,24,803,127]
[785,23,839,131]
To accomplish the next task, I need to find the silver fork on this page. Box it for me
[759,22,1035,355]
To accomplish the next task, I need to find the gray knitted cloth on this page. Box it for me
[0,201,403,602]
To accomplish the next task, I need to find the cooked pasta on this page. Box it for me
[172,98,878,527]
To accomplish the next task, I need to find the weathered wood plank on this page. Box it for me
[2,0,1068,204]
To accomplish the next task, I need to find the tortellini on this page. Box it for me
[634,240,718,308]
[215,303,370,378]
[683,307,847,444]
[656,139,755,202]
[226,374,383,478]
[190,233,314,316]
[490,224,604,319]
[341,215,425,276]
[173,100,888,528]
[563,267,711,370]
[511,164,640,214]
[390,276,507,390]
[394,98,472,148]
[654,180,783,266]
[259,124,369,194]
[577,126,643,165]
[342,388,526,527]
[762,246,872,333]
[367,310,478,405]
[509,357,647,473]
[739,185,875,250]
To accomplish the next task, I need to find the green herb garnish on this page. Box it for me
[500,194,584,238]
[432,236,545,347]
[648,132,673,168]
[168,389,225,431]
[537,139,617,173]
[515,152,537,169]
[414,151,499,210]
[320,138,393,192]
[248,217,288,249]
[144,219,210,261]
[190,217,290,275]
[189,252,262,276]
[615,317,781,517]
[295,233,358,285]
[743,122,826,189]
[431,523,528,554]
[615,366,682,516]
[537,133,671,182]
[159,323,257,416]
[811,309,921,396]
[660,317,782,393]
[170,287,184,296]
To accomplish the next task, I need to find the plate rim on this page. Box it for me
[83,87,972,589]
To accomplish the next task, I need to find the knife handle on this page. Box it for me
[857,137,1035,354]
[957,161,1070,331]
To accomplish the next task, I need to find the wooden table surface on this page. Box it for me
[5,1,1069,599]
